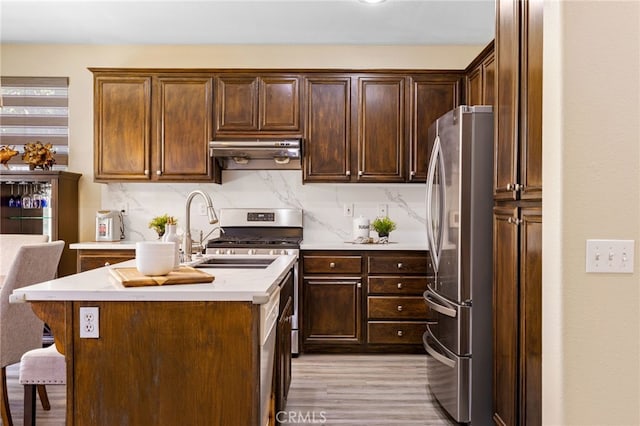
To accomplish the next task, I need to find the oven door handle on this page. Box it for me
[424,289,457,318]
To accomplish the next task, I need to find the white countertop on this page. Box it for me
[10,254,297,304]
[299,241,428,251]
[70,241,137,250]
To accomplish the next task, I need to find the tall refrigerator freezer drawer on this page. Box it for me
[423,331,470,423]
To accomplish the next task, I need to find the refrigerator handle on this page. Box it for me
[426,134,441,271]
[422,332,456,369]
[424,289,457,318]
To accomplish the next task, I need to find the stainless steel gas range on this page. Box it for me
[205,208,303,355]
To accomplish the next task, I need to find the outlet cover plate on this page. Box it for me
[79,307,100,338]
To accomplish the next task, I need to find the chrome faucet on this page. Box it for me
[183,190,219,262]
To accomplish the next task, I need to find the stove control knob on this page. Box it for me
[226,249,235,255]
[269,249,275,256]
[247,249,256,255]
[215,249,224,255]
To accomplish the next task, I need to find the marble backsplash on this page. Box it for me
[102,170,427,245]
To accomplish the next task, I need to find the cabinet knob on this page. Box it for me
[397,330,404,337]
[156,170,162,176]
[357,282,362,288]
[397,262,403,269]
[346,170,351,176]
[104,262,110,266]
[409,171,416,180]
[144,169,150,176]
[329,262,336,269]
[506,183,512,190]
[358,170,363,176]
[397,305,403,312]
[397,282,403,289]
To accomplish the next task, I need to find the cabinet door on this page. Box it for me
[520,0,543,201]
[492,205,519,426]
[409,75,460,182]
[483,52,496,106]
[356,76,406,182]
[94,76,151,181]
[260,76,300,131]
[519,207,542,426]
[303,76,352,182]
[276,296,293,414]
[77,249,135,273]
[154,77,214,181]
[466,66,484,107]
[215,76,258,132]
[303,278,361,344]
[494,0,520,201]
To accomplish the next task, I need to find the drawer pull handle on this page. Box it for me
[397,305,403,312]
[397,330,404,337]
[329,262,336,269]
[397,262,403,269]
[397,282,403,289]
[104,262,111,266]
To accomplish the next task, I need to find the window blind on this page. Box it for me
[0,77,69,169]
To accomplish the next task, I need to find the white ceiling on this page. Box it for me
[0,0,495,45]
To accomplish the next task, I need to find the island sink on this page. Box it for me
[194,257,275,269]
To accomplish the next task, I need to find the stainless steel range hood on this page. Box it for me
[209,139,302,170]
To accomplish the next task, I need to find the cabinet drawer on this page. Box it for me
[368,277,429,295]
[77,250,135,273]
[367,255,431,274]
[303,255,362,274]
[367,321,427,344]
[367,296,429,319]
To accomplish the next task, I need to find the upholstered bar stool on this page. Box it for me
[19,345,66,426]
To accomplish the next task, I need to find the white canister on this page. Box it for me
[352,216,371,240]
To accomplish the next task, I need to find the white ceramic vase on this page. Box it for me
[162,223,181,269]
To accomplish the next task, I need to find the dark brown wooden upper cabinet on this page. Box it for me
[92,71,219,183]
[465,41,495,108]
[303,75,352,182]
[409,74,462,182]
[94,74,152,181]
[215,74,301,137]
[495,0,542,201]
[356,75,406,183]
[153,76,216,181]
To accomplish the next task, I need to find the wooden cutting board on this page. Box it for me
[109,266,215,287]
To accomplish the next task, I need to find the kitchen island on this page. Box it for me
[10,255,297,426]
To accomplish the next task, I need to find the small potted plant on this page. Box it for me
[371,216,397,241]
[148,214,176,238]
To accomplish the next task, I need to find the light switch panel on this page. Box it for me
[586,239,635,273]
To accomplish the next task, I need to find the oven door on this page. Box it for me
[423,328,470,424]
[424,287,471,356]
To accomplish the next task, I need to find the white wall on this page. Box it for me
[543,1,640,424]
[1,44,482,242]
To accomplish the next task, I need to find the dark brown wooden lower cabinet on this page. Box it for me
[493,206,542,426]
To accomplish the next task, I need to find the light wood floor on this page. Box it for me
[3,354,455,425]
[285,354,456,426]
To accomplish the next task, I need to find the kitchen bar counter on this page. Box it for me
[9,254,296,426]
[11,254,296,304]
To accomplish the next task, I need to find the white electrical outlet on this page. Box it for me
[79,307,100,338]
[378,204,388,217]
[198,202,207,216]
[343,204,353,217]
[586,239,635,273]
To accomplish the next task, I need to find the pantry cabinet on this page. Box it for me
[465,41,496,108]
[215,74,301,136]
[492,205,541,426]
[91,70,219,183]
[301,250,433,353]
[494,0,542,201]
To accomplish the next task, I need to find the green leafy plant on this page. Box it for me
[371,216,397,236]
[148,214,177,237]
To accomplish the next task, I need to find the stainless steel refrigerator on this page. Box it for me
[422,105,493,424]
